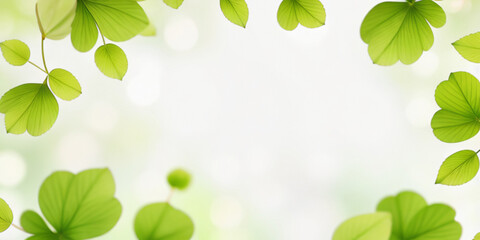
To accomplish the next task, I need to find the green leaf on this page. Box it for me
[134,203,194,240]
[360,0,446,65]
[220,0,249,28]
[71,0,98,52]
[332,212,392,240]
[48,69,82,101]
[140,22,157,37]
[436,150,479,186]
[277,0,326,31]
[0,83,58,136]
[95,44,128,80]
[164,0,185,9]
[21,210,53,235]
[35,0,77,40]
[453,32,480,63]
[0,40,31,66]
[71,0,149,51]
[474,233,480,240]
[377,191,461,240]
[37,168,121,239]
[0,198,13,233]
[167,169,191,190]
[431,72,480,143]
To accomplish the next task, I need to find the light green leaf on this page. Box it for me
[436,150,479,186]
[0,83,58,136]
[332,212,392,240]
[134,203,194,240]
[453,32,480,63]
[36,0,77,40]
[277,0,325,31]
[377,191,461,240]
[0,198,13,233]
[404,204,461,240]
[71,0,98,52]
[360,0,446,65]
[377,191,427,238]
[0,40,30,66]
[38,168,122,239]
[20,210,53,235]
[140,21,157,37]
[220,0,249,28]
[431,72,480,143]
[164,0,185,9]
[167,169,191,190]
[48,68,82,101]
[95,44,128,80]
[474,233,480,240]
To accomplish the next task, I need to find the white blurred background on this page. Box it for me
[1,0,480,239]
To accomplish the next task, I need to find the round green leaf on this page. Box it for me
[0,40,31,66]
[71,0,99,52]
[436,150,479,186]
[0,198,13,233]
[38,168,122,239]
[432,72,480,143]
[36,0,77,40]
[360,0,446,65]
[220,0,249,28]
[167,169,191,190]
[332,212,391,240]
[277,0,326,31]
[164,0,185,9]
[20,210,53,235]
[48,68,82,101]
[134,203,194,240]
[0,83,59,136]
[453,32,480,63]
[95,44,128,80]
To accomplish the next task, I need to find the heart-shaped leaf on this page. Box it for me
[36,0,77,40]
[0,198,13,233]
[0,40,30,66]
[431,72,480,143]
[277,0,325,31]
[21,168,123,240]
[332,212,392,240]
[220,0,249,28]
[164,0,185,9]
[95,44,128,80]
[360,0,446,65]
[0,83,58,136]
[453,32,480,63]
[48,68,82,101]
[134,203,194,240]
[436,150,479,186]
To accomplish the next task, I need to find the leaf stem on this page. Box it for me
[476,149,480,154]
[166,188,175,203]
[11,223,26,233]
[41,37,48,74]
[28,61,48,74]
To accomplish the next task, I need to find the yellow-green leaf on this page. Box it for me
[277,0,325,31]
[0,198,13,233]
[220,0,249,28]
[48,69,82,101]
[95,44,128,80]
[0,40,30,66]
[436,150,479,186]
[453,32,480,63]
[164,0,185,9]
[36,0,77,40]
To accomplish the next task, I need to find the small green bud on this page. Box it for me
[167,169,191,190]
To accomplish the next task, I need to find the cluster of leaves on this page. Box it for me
[0,168,194,240]
[332,191,463,240]
[429,32,480,186]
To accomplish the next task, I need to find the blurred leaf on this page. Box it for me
[71,0,148,51]
[475,233,480,240]
[36,0,77,40]
[35,168,121,240]
[436,150,479,186]
[164,0,185,9]
[277,0,325,31]
[140,21,157,36]
[453,32,480,63]
[95,44,128,80]
[48,68,82,101]
[377,191,461,240]
[0,198,13,233]
[360,0,446,65]
[332,212,391,240]
[0,83,58,136]
[21,210,53,235]
[167,169,191,190]
[431,72,480,143]
[134,203,194,240]
[0,40,30,66]
[220,0,249,28]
